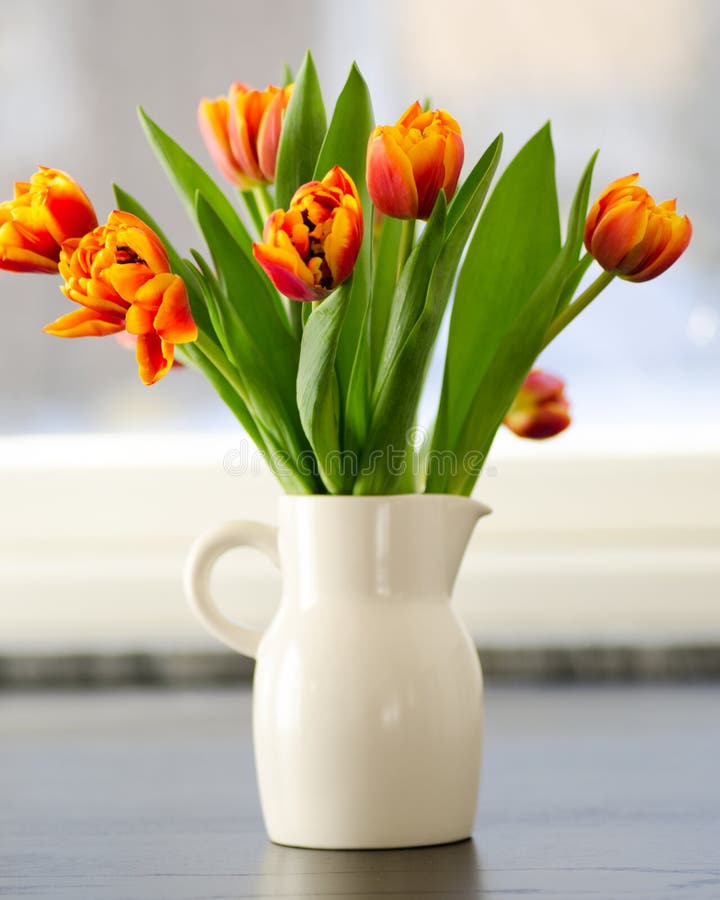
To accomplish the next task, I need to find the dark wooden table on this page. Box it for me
[1,684,718,898]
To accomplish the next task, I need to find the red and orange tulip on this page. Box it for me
[504,370,571,440]
[584,174,692,282]
[198,82,292,189]
[253,166,363,302]
[0,167,97,274]
[366,102,464,220]
[45,211,197,385]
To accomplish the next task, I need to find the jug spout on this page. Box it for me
[275,494,490,603]
[441,496,492,594]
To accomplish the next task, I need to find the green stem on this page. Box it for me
[396,219,416,281]
[254,185,275,222]
[240,190,264,237]
[195,332,318,494]
[302,300,314,327]
[194,331,250,402]
[247,186,299,340]
[288,301,304,340]
[195,333,315,494]
[541,269,615,350]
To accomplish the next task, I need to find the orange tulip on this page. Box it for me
[504,370,571,440]
[252,166,363,302]
[44,211,197,385]
[366,102,464,220]
[114,330,184,369]
[0,167,97,274]
[584,174,692,282]
[198,82,292,189]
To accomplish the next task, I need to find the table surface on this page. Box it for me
[1,684,719,900]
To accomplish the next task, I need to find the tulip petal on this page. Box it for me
[108,211,171,274]
[0,167,96,273]
[228,87,265,184]
[153,275,198,343]
[0,211,58,261]
[0,242,59,273]
[41,169,98,245]
[106,262,156,304]
[507,402,571,439]
[397,101,424,129]
[135,332,173,385]
[125,301,156,335]
[44,307,124,337]
[320,166,361,202]
[253,242,325,301]
[442,131,464,202]
[521,370,566,403]
[504,369,571,439]
[406,132,446,219]
[324,205,362,285]
[81,278,131,314]
[367,130,418,219]
[625,214,692,282]
[257,88,288,181]
[616,212,670,276]
[589,200,649,269]
[198,97,243,186]
[584,174,640,250]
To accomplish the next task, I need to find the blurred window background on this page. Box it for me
[1,0,717,446]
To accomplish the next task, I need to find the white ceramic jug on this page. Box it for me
[184,494,490,849]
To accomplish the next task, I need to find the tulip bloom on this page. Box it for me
[198,82,292,189]
[114,330,184,369]
[504,370,571,440]
[584,174,691,282]
[45,211,197,385]
[0,167,97,274]
[366,101,464,220]
[252,166,363,302]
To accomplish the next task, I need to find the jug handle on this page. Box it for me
[184,521,279,659]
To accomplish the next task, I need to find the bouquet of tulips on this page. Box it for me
[0,53,691,496]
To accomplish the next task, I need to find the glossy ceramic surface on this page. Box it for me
[184,494,490,848]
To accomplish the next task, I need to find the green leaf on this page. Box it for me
[353,195,447,495]
[341,265,371,455]
[555,251,593,314]
[446,134,504,236]
[428,124,561,492]
[313,62,374,183]
[297,284,353,494]
[552,150,598,314]
[373,194,448,406]
[178,341,267,456]
[193,332,316,495]
[194,194,319,490]
[353,134,502,493]
[419,133,503,351]
[312,63,375,454]
[428,135,599,496]
[446,255,571,496]
[137,108,252,256]
[186,250,230,358]
[563,151,598,263]
[368,214,403,386]
[113,183,317,494]
[274,51,327,210]
[194,192,299,397]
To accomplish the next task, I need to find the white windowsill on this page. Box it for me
[1,433,719,654]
